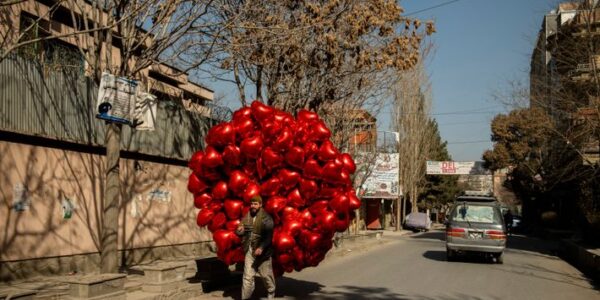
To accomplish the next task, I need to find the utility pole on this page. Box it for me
[100,25,119,273]
[101,122,121,273]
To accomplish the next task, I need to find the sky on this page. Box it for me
[395,0,562,161]
[206,0,562,162]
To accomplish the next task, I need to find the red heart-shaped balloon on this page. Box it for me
[348,192,361,210]
[303,142,319,159]
[264,196,288,216]
[224,199,243,219]
[309,201,329,215]
[226,219,241,231]
[274,111,294,123]
[316,210,336,233]
[223,145,242,167]
[197,166,223,182]
[229,171,250,195]
[207,123,236,148]
[274,232,296,252]
[208,212,227,232]
[242,182,261,203]
[212,181,229,200]
[188,151,204,174]
[281,206,299,222]
[322,161,343,183]
[262,120,283,138]
[233,117,255,139]
[194,193,212,209]
[278,169,301,190]
[283,219,303,237]
[260,177,281,197]
[213,230,240,251]
[277,253,294,267]
[196,209,214,226]
[334,212,350,232]
[297,109,319,123]
[188,173,208,194]
[338,169,351,186]
[299,178,318,200]
[319,185,342,199]
[329,194,349,213]
[309,120,331,141]
[232,107,252,120]
[303,159,322,180]
[206,200,223,212]
[299,210,314,228]
[262,147,284,170]
[317,140,339,162]
[286,188,305,208]
[285,146,305,169]
[203,146,224,168]
[272,127,293,152]
[251,101,275,121]
[340,153,356,174]
[190,101,360,276]
[240,134,264,159]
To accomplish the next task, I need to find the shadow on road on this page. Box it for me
[203,273,496,299]
[505,234,560,256]
[422,250,495,264]
[409,231,446,241]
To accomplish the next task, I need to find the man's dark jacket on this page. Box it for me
[236,208,274,261]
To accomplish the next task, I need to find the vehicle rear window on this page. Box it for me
[451,204,500,224]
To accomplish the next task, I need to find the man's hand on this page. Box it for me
[236,223,244,234]
[253,247,263,257]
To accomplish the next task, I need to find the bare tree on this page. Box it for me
[204,0,434,113]
[392,60,436,217]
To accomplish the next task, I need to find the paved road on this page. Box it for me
[209,231,600,300]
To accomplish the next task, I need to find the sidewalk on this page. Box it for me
[0,230,413,299]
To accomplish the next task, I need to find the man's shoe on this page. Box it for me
[267,292,275,299]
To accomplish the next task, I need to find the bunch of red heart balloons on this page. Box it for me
[187,101,361,276]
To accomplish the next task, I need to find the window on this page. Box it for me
[451,204,501,224]
[18,12,84,75]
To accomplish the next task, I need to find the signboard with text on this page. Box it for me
[96,72,138,124]
[426,161,490,175]
[358,153,401,198]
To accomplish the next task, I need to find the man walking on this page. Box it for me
[236,195,276,299]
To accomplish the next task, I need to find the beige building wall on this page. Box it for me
[0,140,211,263]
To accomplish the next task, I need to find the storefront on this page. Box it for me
[363,198,397,230]
[356,152,401,230]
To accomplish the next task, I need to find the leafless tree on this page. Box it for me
[203,0,434,113]
[392,59,436,216]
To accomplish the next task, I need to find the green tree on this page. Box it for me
[419,120,462,210]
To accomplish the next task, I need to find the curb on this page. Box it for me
[560,239,600,281]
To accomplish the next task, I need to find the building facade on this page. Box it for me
[0,0,227,280]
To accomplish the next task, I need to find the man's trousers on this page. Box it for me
[242,249,276,299]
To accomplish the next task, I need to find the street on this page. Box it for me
[216,231,600,300]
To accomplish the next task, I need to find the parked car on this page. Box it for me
[404,212,432,232]
[445,196,507,263]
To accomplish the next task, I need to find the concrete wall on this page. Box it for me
[0,140,213,280]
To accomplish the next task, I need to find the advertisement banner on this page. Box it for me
[357,153,400,198]
[426,161,490,175]
[96,72,138,124]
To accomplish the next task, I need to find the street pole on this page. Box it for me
[101,122,120,273]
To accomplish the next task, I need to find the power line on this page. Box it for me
[405,0,462,16]
[439,121,491,126]
[383,110,499,116]
[447,140,491,145]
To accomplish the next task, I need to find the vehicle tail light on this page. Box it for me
[485,230,506,240]
[446,227,466,237]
